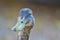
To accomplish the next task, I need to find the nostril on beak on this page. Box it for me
[14,28,16,31]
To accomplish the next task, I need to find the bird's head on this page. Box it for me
[11,8,33,31]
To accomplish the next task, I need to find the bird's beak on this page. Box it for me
[11,23,19,31]
[11,17,25,31]
[11,26,16,31]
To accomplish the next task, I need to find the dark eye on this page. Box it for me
[21,21,23,23]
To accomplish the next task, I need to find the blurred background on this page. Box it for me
[0,0,60,40]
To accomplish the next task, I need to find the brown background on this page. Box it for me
[0,0,60,40]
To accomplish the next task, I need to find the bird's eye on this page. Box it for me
[21,21,23,23]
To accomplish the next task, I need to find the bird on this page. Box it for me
[11,8,35,40]
[11,8,35,32]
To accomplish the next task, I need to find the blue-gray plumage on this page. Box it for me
[11,8,35,31]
